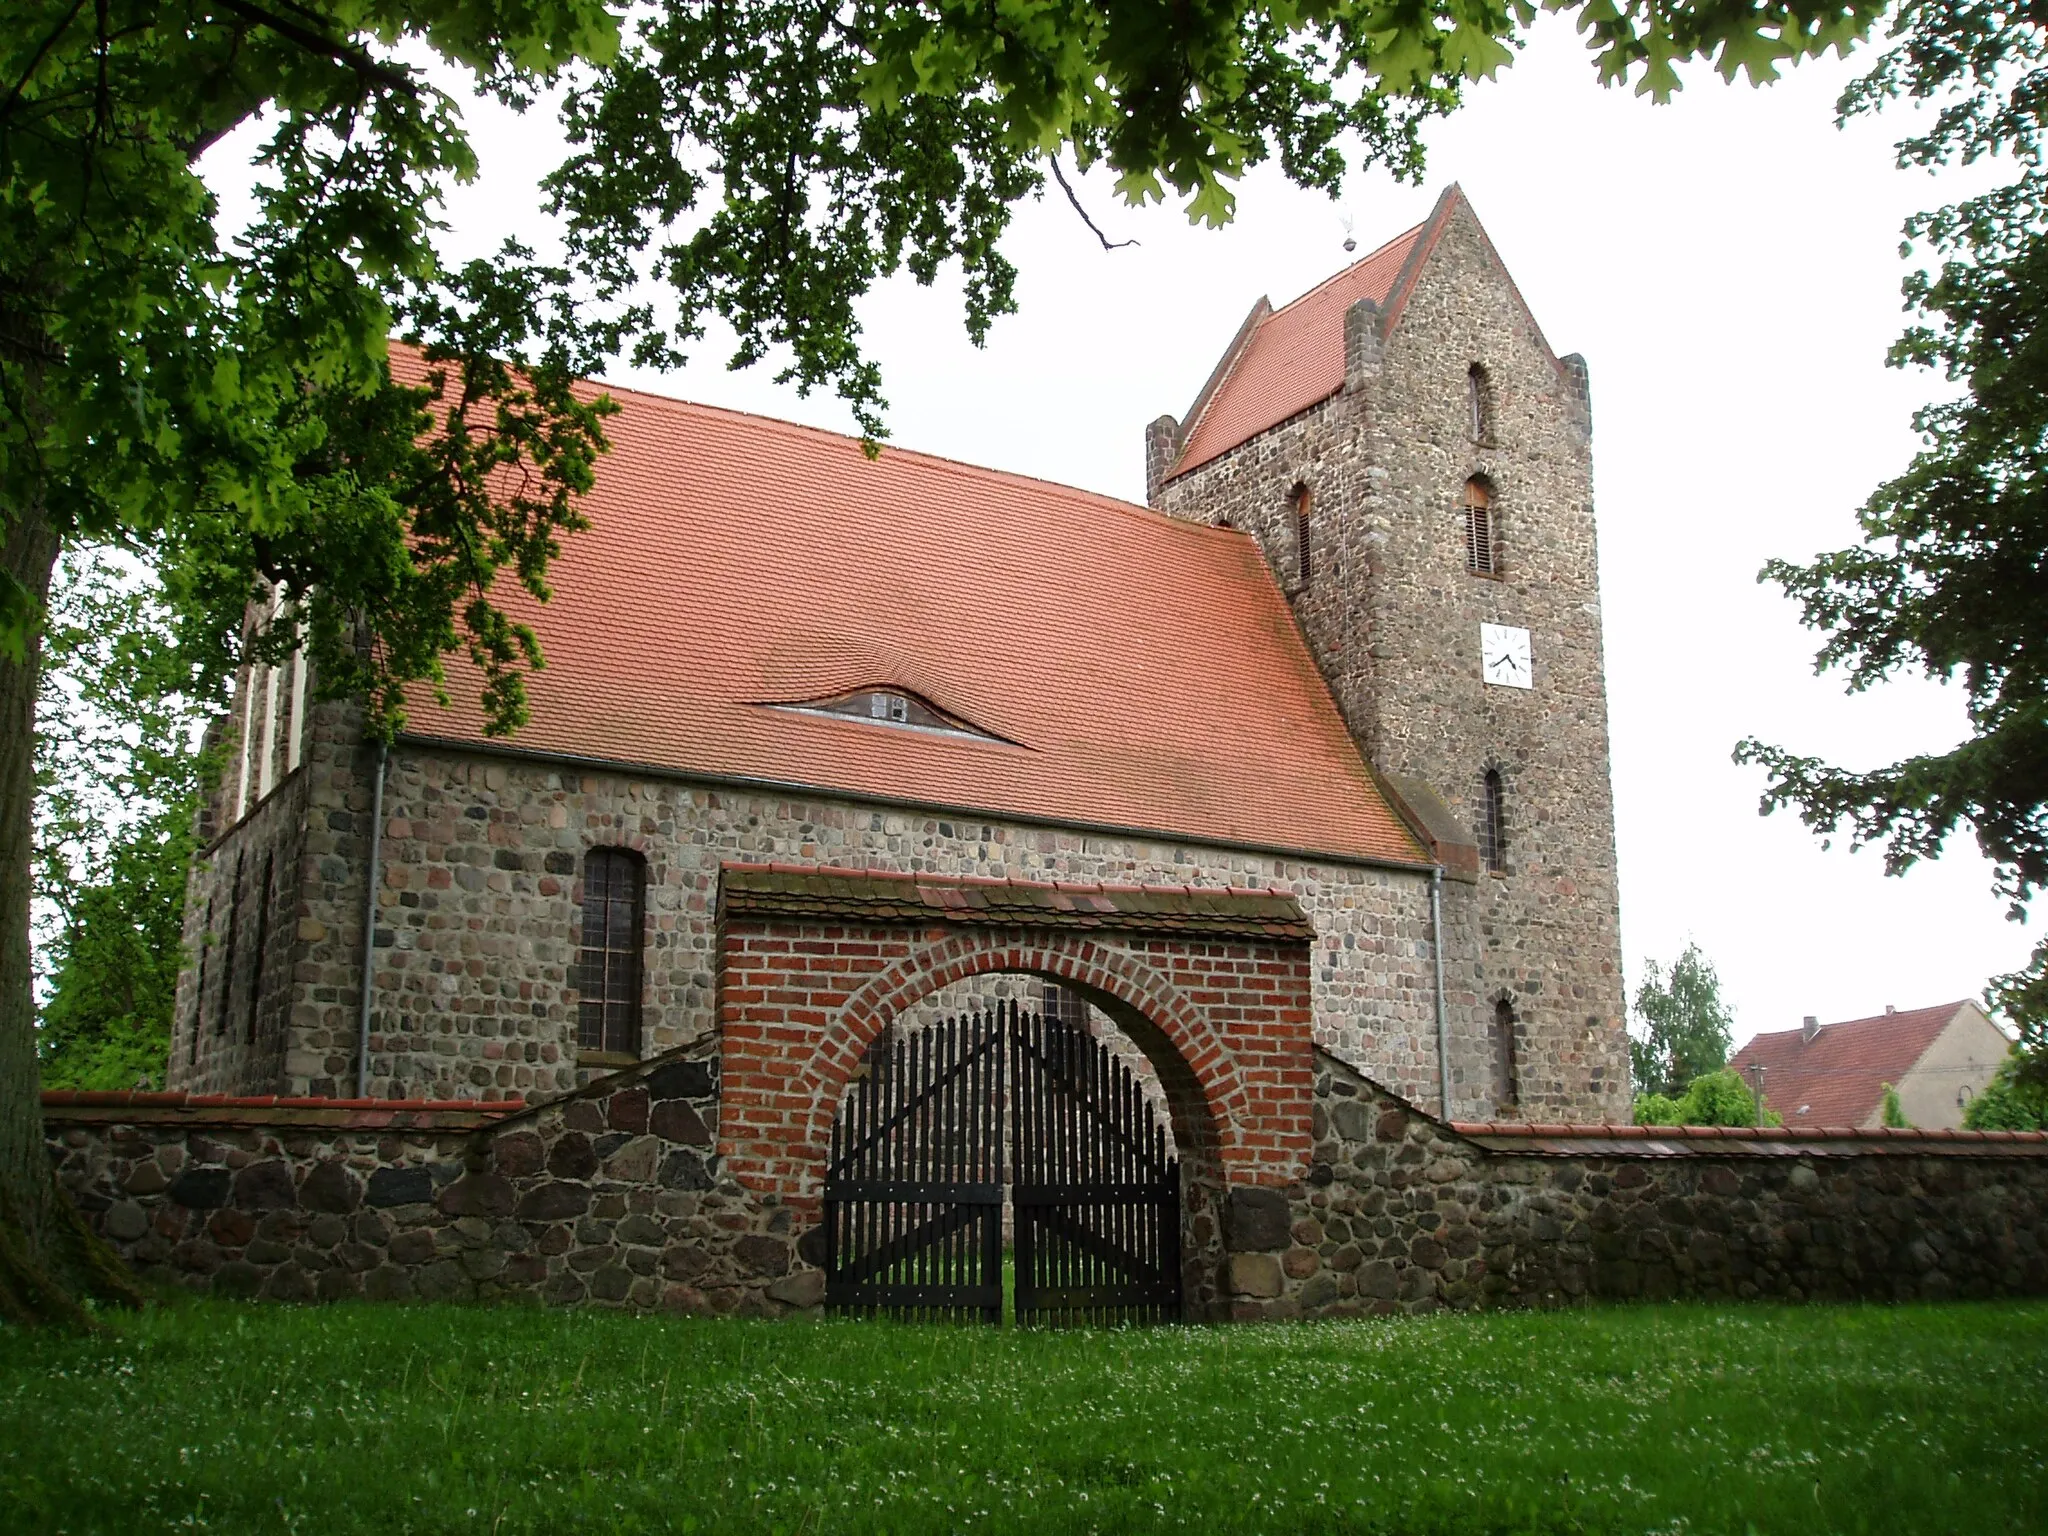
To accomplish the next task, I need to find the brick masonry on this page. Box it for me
[52,1059,2048,1318]
[1154,191,1630,1122]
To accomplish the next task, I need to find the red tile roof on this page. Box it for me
[1728,1003,1969,1128]
[1170,221,1423,476]
[399,369,1427,869]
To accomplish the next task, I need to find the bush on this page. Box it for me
[1964,1052,2048,1130]
[1634,1069,1779,1128]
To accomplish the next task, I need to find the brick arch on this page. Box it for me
[713,868,1318,1212]
[801,931,1248,1172]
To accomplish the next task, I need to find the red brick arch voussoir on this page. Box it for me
[717,922,1314,1209]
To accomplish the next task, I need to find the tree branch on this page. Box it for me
[1,0,90,126]
[1049,156,1136,251]
[210,0,419,99]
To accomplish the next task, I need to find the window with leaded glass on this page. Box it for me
[578,848,645,1055]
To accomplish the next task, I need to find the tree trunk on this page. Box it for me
[0,503,143,1326]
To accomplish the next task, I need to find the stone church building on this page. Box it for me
[168,184,1630,1128]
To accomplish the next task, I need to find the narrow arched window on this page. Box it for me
[1467,363,1492,442]
[1290,483,1313,588]
[1463,478,1495,576]
[1494,997,1519,1111]
[578,848,646,1056]
[1479,767,1507,874]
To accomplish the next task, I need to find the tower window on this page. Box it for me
[1291,483,1313,588]
[1479,767,1507,874]
[1494,996,1520,1111]
[1463,478,1496,577]
[1467,363,1493,443]
[578,848,646,1056]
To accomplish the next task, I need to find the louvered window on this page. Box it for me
[1463,478,1496,576]
[578,848,645,1055]
[1479,768,1507,874]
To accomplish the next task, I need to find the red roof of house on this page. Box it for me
[401,372,1426,868]
[1170,222,1423,477]
[1728,1003,1970,1128]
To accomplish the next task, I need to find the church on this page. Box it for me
[167,184,1631,1129]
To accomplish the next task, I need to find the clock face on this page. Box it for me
[1480,623,1533,689]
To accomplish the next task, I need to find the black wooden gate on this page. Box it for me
[1011,1007,1182,1326]
[823,1012,1006,1322]
[823,1000,1181,1325]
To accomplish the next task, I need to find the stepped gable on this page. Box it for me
[396,362,1425,869]
[1730,1003,1968,1127]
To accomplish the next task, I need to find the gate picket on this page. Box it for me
[823,999,1180,1325]
[1011,1002,1182,1327]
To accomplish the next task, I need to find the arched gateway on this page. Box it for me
[714,864,1318,1321]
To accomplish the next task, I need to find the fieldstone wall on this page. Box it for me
[1219,1054,2048,1319]
[173,721,1447,1110]
[51,1047,824,1315]
[55,1053,2048,1320]
[1153,190,1628,1123]
[174,761,309,1097]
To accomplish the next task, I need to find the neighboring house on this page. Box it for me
[169,186,1633,1124]
[1730,1001,2011,1129]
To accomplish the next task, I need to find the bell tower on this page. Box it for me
[1148,186,1629,1122]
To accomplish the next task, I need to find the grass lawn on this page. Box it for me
[2,1299,2043,1535]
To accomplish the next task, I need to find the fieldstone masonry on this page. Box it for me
[48,1046,826,1314]
[51,1056,2048,1317]
[1154,187,1629,1121]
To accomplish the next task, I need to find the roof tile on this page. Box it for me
[1729,1002,1970,1127]
[394,355,1424,871]
[1171,222,1421,476]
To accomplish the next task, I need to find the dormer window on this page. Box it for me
[824,690,933,728]
[771,688,1010,744]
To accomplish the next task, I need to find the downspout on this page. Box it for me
[1431,865,1450,1120]
[354,739,389,1099]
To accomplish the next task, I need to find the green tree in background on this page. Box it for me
[0,0,1902,1324]
[1736,2,2048,1081]
[1964,1054,2048,1129]
[1629,943,1736,1100]
[33,554,207,1092]
[1881,1082,1913,1129]
[1634,1068,1774,1129]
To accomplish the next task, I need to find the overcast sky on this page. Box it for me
[208,15,2035,1049]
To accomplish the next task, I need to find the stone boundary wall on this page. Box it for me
[46,1051,823,1316]
[48,1054,2048,1320]
[1220,1055,2048,1319]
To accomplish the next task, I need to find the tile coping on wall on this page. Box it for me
[717,862,1318,938]
[1453,1120,2048,1156]
[44,1088,2048,1155]
[41,1091,521,1132]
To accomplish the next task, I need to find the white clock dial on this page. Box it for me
[1480,623,1533,689]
